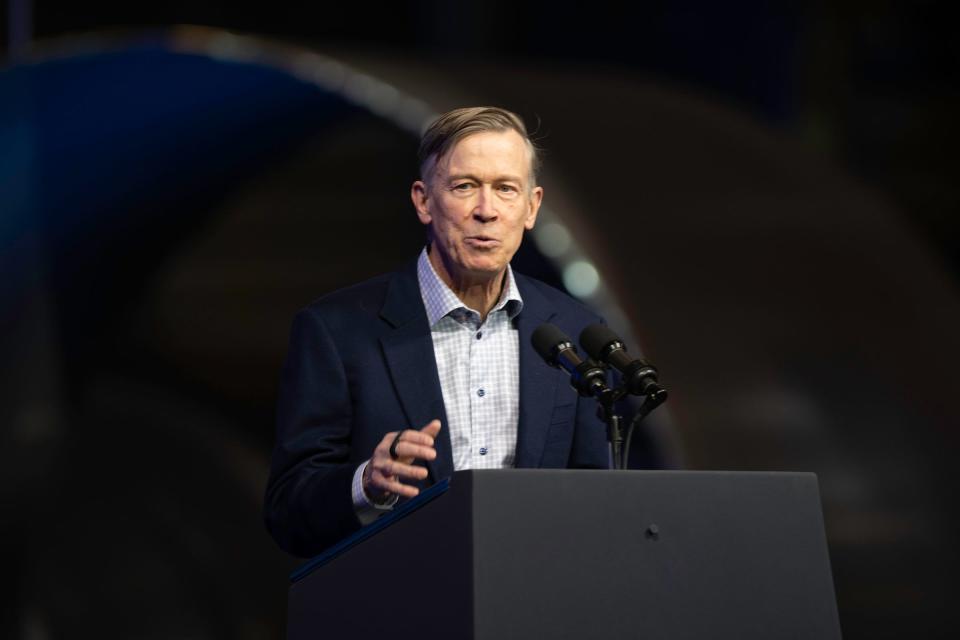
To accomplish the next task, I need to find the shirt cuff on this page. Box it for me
[351,460,399,525]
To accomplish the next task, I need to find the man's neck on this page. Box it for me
[428,246,506,322]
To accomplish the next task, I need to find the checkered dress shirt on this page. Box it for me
[416,247,523,470]
[351,249,523,516]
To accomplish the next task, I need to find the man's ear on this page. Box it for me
[411,180,432,226]
[524,185,544,231]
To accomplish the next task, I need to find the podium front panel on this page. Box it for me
[288,470,841,640]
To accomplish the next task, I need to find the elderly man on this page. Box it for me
[265,107,609,557]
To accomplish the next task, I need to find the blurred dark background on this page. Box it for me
[1,1,957,638]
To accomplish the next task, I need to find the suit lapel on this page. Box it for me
[514,275,561,468]
[379,263,453,482]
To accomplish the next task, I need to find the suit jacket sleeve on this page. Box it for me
[263,306,362,557]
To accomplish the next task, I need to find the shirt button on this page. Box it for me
[476,331,482,340]
[479,447,488,455]
[477,388,485,397]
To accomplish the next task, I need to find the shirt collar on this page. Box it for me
[417,247,523,327]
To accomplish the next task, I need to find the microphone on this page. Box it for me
[579,324,666,399]
[532,323,610,398]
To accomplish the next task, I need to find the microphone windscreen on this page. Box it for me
[532,323,572,363]
[579,323,619,360]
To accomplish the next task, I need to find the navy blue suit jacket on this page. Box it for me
[264,259,610,557]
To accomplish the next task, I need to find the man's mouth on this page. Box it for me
[465,236,499,247]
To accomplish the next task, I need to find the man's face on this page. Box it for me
[411,129,543,283]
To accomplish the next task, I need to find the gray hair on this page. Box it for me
[418,106,541,187]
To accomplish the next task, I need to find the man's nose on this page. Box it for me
[473,186,498,221]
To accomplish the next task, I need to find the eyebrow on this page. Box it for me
[446,173,525,184]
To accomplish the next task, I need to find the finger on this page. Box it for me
[370,474,420,498]
[393,428,436,448]
[391,441,437,462]
[419,419,442,438]
[373,457,429,480]
[376,431,411,462]
[375,431,402,455]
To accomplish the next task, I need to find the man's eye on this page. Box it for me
[498,184,518,193]
[453,183,473,191]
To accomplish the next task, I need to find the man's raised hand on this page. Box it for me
[362,419,441,500]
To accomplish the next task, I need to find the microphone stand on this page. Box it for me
[622,387,667,470]
[594,382,667,470]
[596,387,626,470]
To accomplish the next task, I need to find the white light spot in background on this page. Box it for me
[533,221,572,258]
[562,260,600,298]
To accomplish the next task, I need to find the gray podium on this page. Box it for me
[288,470,841,639]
